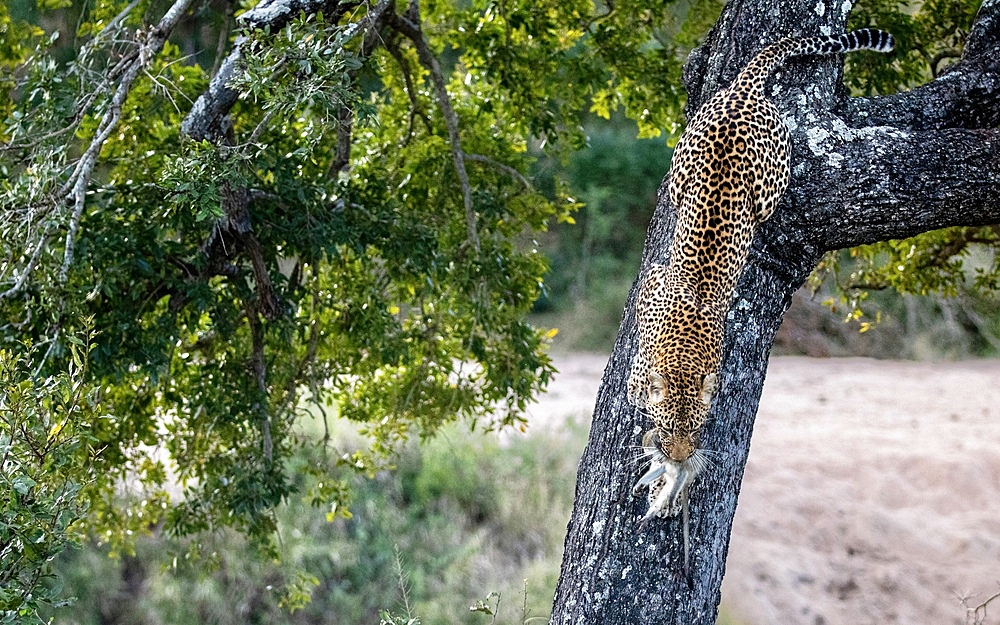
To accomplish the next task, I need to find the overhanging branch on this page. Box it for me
[784,125,1000,251]
[181,0,347,142]
[58,0,196,284]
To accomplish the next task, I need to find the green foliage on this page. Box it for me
[0,4,41,128]
[1,0,993,618]
[530,125,668,350]
[847,0,981,94]
[1,0,728,582]
[553,127,667,297]
[811,234,1000,356]
[0,334,100,623]
[427,0,723,146]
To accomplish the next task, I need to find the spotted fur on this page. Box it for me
[628,29,894,533]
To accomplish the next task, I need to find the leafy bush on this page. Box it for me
[42,421,585,625]
[1,337,98,623]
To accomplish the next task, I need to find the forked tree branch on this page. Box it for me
[465,153,532,189]
[182,0,347,142]
[55,0,196,283]
[551,1,1000,622]
[843,1,1000,131]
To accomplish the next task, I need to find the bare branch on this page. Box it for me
[929,47,962,79]
[58,0,197,283]
[385,34,432,142]
[248,309,272,462]
[843,1,1000,131]
[0,231,50,301]
[780,125,1000,253]
[962,586,1000,625]
[465,153,532,189]
[842,64,1000,131]
[209,1,234,79]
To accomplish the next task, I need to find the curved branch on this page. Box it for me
[0,231,50,301]
[464,153,531,189]
[391,9,481,252]
[59,0,196,283]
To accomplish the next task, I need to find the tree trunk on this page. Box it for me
[549,1,1000,623]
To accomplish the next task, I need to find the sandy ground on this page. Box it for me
[529,353,1000,625]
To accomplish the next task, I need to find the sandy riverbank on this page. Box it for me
[529,354,1000,625]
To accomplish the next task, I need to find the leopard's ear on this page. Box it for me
[648,371,668,405]
[700,372,718,406]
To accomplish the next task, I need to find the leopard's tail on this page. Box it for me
[738,28,894,97]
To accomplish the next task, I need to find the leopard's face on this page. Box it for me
[637,367,718,462]
[629,265,723,463]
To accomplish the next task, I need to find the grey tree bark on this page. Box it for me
[549,0,1000,623]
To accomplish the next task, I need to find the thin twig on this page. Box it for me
[0,230,51,301]
[391,5,480,252]
[210,2,234,79]
[465,153,531,188]
[394,546,414,619]
[249,310,273,462]
[964,587,1000,625]
[385,35,432,143]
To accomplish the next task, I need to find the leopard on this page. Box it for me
[626,28,894,573]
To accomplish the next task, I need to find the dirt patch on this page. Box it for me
[530,353,1000,625]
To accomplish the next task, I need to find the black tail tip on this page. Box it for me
[850,28,895,53]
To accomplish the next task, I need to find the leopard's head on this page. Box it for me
[643,369,718,462]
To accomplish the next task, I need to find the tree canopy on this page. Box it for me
[1,0,721,617]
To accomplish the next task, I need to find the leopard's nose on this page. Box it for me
[667,440,694,462]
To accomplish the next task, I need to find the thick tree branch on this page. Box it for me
[843,1,1000,130]
[776,124,1000,253]
[964,0,1000,61]
[551,0,999,622]
[842,58,1000,131]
